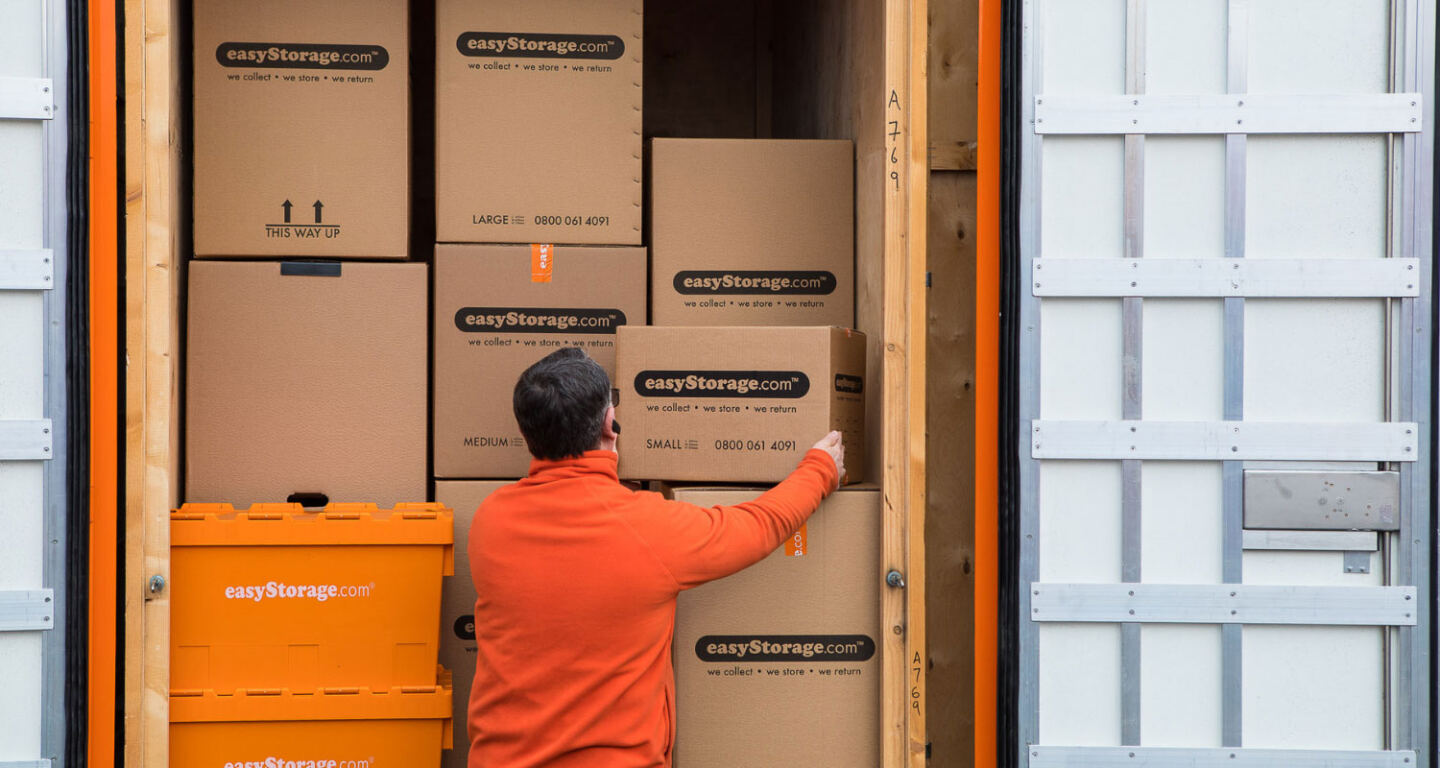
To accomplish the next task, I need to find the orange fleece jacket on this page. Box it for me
[467,449,839,768]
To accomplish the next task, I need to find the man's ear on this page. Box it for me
[601,404,618,440]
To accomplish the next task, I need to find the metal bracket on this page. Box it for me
[0,420,52,460]
[1029,583,1417,626]
[1343,550,1373,575]
[0,77,54,120]
[1034,92,1422,135]
[1244,470,1400,531]
[0,590,54,632]
[1031,420,1418,462]
[1029,746,1417,767]
[1032,258,1421,298]
[0,250,53,290]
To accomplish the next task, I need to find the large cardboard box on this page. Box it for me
[434,480,512,768]
[649,139,854,327]
[434,245,647,478]
[193,0,409,258]
[186,261,427,506]
[616,326,865,483]
[436,0,642,244]
[672,486,881,767]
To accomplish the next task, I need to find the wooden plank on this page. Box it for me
[930,140,979,171]
[884,0,929,765]
[123,0,180,765]
[927,0,979,147]
[925,171,978,768]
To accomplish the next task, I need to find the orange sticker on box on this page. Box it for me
[531,244,554,283]
[785,524,807,557]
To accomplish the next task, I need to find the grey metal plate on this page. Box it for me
[1244,470,1400,531]
[0,761,52,768]
[1030,583,1417,626]
[1029,746,1417,767]
[1032,420,1418,462]
[0,591,54,632]
[1241,530,1379,552]
[0,420,51,460]
[1034,93,1422,134]
[0,250,53,290]
[1031,257,1421,298]
[0,76,53,120]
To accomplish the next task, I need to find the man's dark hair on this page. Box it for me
[513,348,612,460]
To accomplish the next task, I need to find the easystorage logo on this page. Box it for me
[216,43,389,70]
[834,374,863,394]
[221,755,374,760]
[456,32,625,60]
[673,270,837,296]
[696,635,876,662]
[224,581,373,603]
[223,759,373,768]
[634,371,810,399]
[455,307,626,334]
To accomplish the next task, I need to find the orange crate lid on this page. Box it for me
[171,668,453,724]
[173,503,453,560]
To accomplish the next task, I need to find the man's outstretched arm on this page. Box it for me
[634,432,845,590]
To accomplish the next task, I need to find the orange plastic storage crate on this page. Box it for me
[171,503,454,693]
[171,669,453,768]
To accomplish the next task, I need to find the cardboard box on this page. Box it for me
[616,326,865,483]
[649,139,854,327]
[193,0,409,258]
[186,261,427,506]
[434,480,512,767]
[434,245,647,478]
[672,486,881,767]
[436,0,642,244]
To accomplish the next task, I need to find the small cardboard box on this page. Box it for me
[186,261,427,506]
[672,485,881,768]
[193,0,409,258]
[616,326,865,483]
[436,0,642,244]
[649,139,854,327]
[434,480,512,767]
[434,245,647,478]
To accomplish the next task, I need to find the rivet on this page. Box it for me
[1230,592,1236,597]
[1132,119,1138,125]
[1231,446,1238,452]
[1128,609,1135,615]
[1132,100,1138,106]
[1406,595,1412,600]
[1231,609,1237,615]
[1035,282,1042,288]
[1130,281,1137,287]
[1128,590,1134,596]
[1237,119,1242,125]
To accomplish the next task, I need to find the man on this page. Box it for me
[468,347,845,767]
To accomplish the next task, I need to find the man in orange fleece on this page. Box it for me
[468,348,844,768]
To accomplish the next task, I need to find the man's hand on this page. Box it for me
[810,431,846,487]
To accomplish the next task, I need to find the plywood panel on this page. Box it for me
[928,0,977,147]
[925,170,976,768]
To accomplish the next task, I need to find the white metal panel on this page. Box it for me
[1248,0,1390,94]
[1140,625,1223,746]
[0,633,42,760]
[1244,300,1386,422]
[1039,624,1123,745]
[1143,139,1226,260]
[1040,461,1122,583]
[1040,301,1123,419]
[1141,463,1223,584]
[0,251,53,290]
[1032,420,1416,462]
[0,462,43,589]
[0,1,43,78]
[1142,301,1224,420]
[0,124,45,249]
[1042,0,1125,95]
[1247,137,1388,261]
[0,294,43,417]
[1144,0,1226,96]
[1034,259,1420,298]
[1042,139,1126,259]
[1031,583,1415,625]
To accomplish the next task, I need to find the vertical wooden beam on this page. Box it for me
[974,0,1003,765]
[883,0,929,765]
[123,0,179,764]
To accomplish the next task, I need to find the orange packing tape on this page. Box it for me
[531,243,554,283]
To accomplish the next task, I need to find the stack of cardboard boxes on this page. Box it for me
[185,0,880,765]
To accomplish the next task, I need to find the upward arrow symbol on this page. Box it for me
[281,199,293,223]
[313,200,324,224]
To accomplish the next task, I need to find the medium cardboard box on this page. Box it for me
[616,326,865,483]
[193,0,409,258]
[672,486,881,768]
[649,139,854,327]
[186,261,427,506]
[434,479,512,768]
[434,245,647,478]
[436,0,642,244]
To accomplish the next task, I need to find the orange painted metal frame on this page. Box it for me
[975,0,1001,766]
[89,0,121,762]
